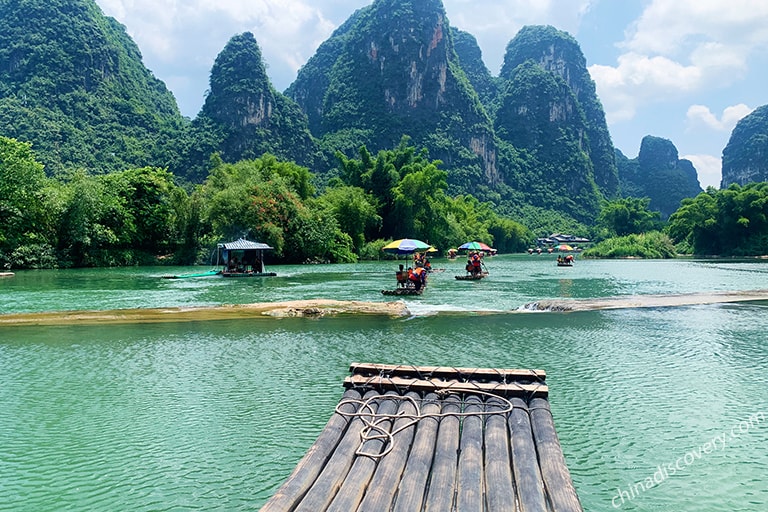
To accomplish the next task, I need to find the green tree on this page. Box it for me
[597,197,661,238]
[0,137,56,268]
[317,185,381,253]
[668,184,768,255]
[57,170,126,266]
[196,155,354,263]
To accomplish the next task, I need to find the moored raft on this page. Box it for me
[261,363,582,512]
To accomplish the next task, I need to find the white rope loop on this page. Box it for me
[335,389,515,459]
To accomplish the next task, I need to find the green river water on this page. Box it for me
[1,255,767,511]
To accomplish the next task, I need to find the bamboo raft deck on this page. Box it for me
[455,272,488,280]
[261,363,582,512]
[381,287,424,296]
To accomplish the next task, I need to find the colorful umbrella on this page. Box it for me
[382,238,434,255]
[557,244,574,251]
[458,241,494,252]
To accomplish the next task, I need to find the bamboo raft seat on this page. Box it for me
[261,363,582,512]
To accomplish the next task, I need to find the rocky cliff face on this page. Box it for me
[450,28,499,108]
[181,32,316,182]
[618,136,702,218]
[721,104,768,187]
[286,0,500,189]
[498,25,619,200]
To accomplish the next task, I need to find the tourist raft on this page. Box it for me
[261,363,582,512]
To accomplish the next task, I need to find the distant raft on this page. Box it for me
[260,363,582,512]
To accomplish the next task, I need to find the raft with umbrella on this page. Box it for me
[381,239,435,296]
[456,241,492,280]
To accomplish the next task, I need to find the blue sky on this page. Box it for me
[95,0,768,189]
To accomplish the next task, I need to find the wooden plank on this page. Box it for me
[356,391,420,511]
[423,394,461,511]
[260,388,362,512]
[529,397,583,512]
[326,391,401,512]
[344,374,548,397]
[293,390,381,512]
[484,396,516,512]
[350,363,546,381]
[456,394,484,512]
[509,397,547,512]
[391,393,442,512]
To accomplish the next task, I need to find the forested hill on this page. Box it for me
[179,32,318,183]
[285,0,501,193]
[498,25,619,199]
[0,0,709,232]
[721,104,768,187]
[0,0,186,175]
[617,136,702,219]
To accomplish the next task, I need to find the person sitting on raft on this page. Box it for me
[408,266,427,290]
[469,251,482,276]
[396,264,408,288]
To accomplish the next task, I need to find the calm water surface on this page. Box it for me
[1,255,767,510]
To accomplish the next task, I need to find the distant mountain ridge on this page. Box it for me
[286,0,500,191]
[617,136,702,219]
[0,0,717,231]
[721,104,768,187]
[179,32,317,182]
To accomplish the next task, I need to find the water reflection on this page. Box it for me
[1,259,768,510]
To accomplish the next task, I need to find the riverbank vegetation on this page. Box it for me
[581,232,676,259]
[3,134,768,269]
[0,136,533,268]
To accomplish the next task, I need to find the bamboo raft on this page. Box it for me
[381,287,424,296]
[455,272,488,280]
[261,363,582,512]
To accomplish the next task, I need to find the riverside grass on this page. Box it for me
[582,231,676,259]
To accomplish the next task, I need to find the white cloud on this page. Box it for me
[686,103,753,132]
[591,0,768,124]
[96,0,347,115]
[444,0,595,74]
[683,153,722,189]
[590,53,701,123]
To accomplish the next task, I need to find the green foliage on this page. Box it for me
[582,232,676,259]
[0,0,185,176]
[667,183,768,256]
[597,197,662,238]
[55,167,189,267]
[195,155,353,263]
[316,185,381,253]
[329,139,533,255]
[0,137,56,268]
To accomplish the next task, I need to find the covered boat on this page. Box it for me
[217,238,276,277]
